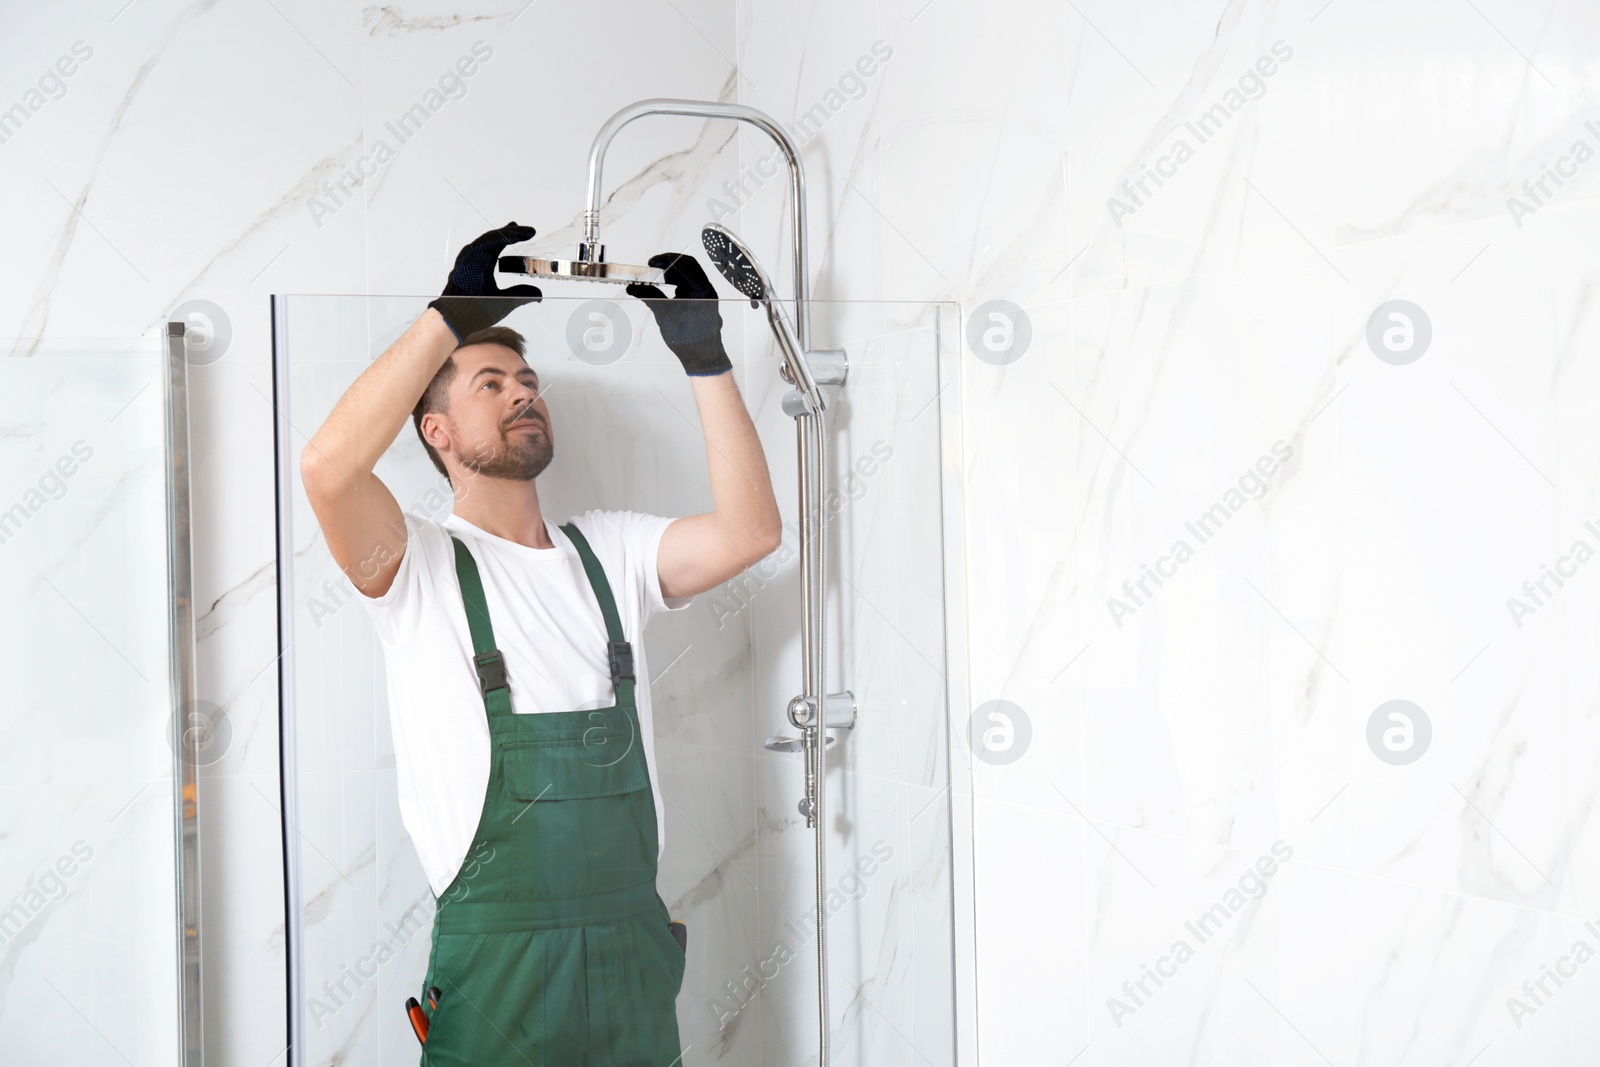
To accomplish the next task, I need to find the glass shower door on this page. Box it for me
[740,299,965,1067]
[0,337,190,1063]
[272,295,966,1066]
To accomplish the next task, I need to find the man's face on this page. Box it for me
[431,343,553,483]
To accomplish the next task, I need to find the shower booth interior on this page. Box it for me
[272,98,972,1067]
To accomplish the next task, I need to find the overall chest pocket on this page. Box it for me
[498,737,659,892]
[500,737,650,802]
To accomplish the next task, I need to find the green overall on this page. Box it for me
[417,524,686,1066]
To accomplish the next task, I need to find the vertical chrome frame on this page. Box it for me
[164,321,204,1065]
[270,296,306,1067]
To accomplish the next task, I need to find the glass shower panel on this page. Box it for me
[742,300,962,1067]
[273,295,963,1067]
[0,338,185,1062]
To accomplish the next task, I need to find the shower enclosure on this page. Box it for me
[271,290,966,1065]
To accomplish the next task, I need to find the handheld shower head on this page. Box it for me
[701,224,767,307]
[701,222,826,406]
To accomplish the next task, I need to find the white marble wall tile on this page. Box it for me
[735,0,1600,1063]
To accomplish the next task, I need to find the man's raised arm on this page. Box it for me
[300,223,542,598]
[625,252,783,600]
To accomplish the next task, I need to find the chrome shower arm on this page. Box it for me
[581,98,813,351]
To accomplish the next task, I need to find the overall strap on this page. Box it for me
[451,535,513,718]
[560,522,636,704]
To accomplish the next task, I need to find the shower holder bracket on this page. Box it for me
[787,690,856,731]
[782,390,814,418]
[783,348,847,388]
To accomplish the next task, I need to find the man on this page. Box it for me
[300,222,782,1065]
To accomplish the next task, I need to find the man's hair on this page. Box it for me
[411,325,528,484]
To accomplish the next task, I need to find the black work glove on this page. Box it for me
[626,253,733,377]
[427,222,543,342]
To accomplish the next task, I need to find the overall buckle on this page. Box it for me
[474,650,509,694]
[607,640,634,684]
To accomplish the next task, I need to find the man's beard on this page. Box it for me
[458,418,553,481]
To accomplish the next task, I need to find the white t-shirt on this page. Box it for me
[354,507,694,897]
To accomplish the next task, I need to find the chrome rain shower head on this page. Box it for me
[497,255,664,286]
[702,223,767,307]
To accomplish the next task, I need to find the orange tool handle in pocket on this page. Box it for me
[405,996,430,1044]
